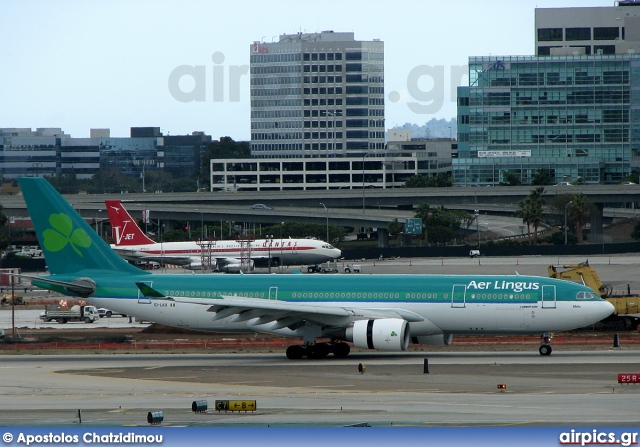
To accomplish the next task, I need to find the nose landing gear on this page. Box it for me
[539,333,553,356]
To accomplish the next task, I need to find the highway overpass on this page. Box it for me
[2,184,639,245]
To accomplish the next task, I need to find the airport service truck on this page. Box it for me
[39,304,99,324]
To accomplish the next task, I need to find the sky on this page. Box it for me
[0,0,611,140]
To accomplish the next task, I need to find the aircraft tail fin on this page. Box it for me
[18,178,145,276]
[105,200,156,246]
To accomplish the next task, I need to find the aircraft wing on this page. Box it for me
[135,282,424,329]
[111,248,194,266]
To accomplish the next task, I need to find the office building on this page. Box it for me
[211,131,454,191]
[250,31,385,158]
[536,1,640,56]
[0,127,210,181]
[454,3,640,186]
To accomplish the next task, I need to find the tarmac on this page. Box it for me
[0,350,639,427]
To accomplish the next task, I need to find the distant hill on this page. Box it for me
[390,118,457,139]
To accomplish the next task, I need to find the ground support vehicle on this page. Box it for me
[39,305,99,324]
[548,262,639,329]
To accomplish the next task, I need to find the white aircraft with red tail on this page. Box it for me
[105,200,342,272]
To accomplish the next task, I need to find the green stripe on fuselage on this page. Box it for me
[82,272,592,304]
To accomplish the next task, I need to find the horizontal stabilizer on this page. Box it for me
[5,273,96,298]
[135,282,174,300]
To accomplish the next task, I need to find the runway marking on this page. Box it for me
[137,376,199,380]
[309,385,355,388]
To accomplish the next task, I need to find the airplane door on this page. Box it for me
[269,286,278,300]
[542,285,556,309]
[137,281,153,304]
[451,284,466,308]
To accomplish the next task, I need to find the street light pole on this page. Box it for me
[196,209,204,239]
[362,153,370,214]
[320,202,328,242]
[474,210,480,250]
[564,201,573,245]
[94,209,102,237]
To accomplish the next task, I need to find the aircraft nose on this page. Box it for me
[599,299,615,320]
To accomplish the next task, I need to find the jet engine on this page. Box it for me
[345,318,410,351]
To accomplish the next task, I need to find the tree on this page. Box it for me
[531,168,554,186]
[0,204,9,251]
[567,193,593,244]
[403,173,452,188]
[529,186,546,245]
[500,170,521,186]
[631,221,640,241]
[144,171,175,193]
[517,196,533,244]
[415,203,431,242]
[388,218,404,237]
[46,169,79,194]
[414,205,467,244]
[403,174,430,188]
[621,170,640,185]
[90,166,138,194]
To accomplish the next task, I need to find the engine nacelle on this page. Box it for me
[219,260,255,273]
[345,318,410,351]
[412,334,453,346]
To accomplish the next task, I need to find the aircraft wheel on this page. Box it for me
[344,268,351,273]
[286,345,306,360]
[331,342,350,358]
[307,343,331,359]
[539,344,552,356]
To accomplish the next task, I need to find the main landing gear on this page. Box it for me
[539,333,553,356]
[285,341,351,359]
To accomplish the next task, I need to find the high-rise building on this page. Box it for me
[250,31,384,158]
[454,3,640,186]
[535,1,640,56]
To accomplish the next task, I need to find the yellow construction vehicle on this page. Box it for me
[0,293,23,305]
[548,261,639,329]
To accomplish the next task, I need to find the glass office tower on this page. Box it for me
[455,54,640,185]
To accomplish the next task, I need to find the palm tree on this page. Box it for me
[517,197,533,244]
[567,193,591,244]
[529,187,546,245]
[415,203,431,243]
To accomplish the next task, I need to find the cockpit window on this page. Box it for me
[576,291,599,300]
[322,244,335,249]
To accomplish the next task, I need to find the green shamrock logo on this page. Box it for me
[390,331,398,337]
[42,213,92,257]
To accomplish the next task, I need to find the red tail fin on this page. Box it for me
[105,200,156,246]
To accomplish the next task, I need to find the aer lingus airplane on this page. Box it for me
[16,178,613,359]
